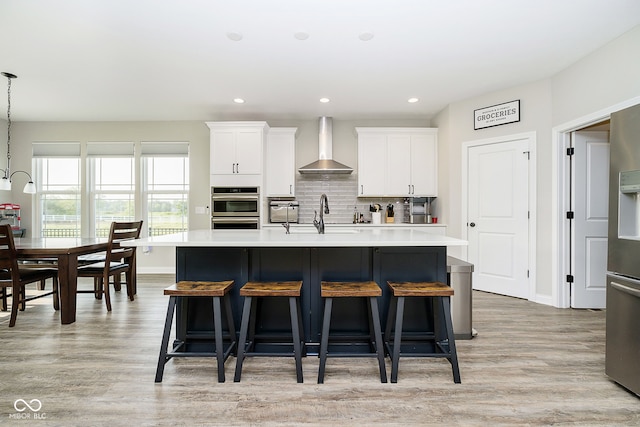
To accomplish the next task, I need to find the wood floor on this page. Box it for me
[1,274,638,426]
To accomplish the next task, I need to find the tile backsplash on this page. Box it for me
[293,174,408,224]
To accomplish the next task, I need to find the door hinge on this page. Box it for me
[566,274,574,283]
[566,211,574,219]
[566,147,574,156]
[523,150,530,160]
[527,270,530,278]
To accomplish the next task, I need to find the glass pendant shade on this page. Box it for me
[23,181,36,194]
[0,176,10,191]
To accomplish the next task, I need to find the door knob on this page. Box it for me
[469,222,476,227]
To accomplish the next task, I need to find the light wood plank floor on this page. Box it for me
[1,275,638,426]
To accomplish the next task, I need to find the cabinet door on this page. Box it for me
[211,130,237,175]
[411,133,438,196]
[386,135,412,196]
[266,130,296,196]
[358,134,387,196]
[235,129,263,175]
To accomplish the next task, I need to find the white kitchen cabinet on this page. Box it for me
[357,133,387,196]
[356,127,438,197]
[266,127,297,197]
[207,122,269,185]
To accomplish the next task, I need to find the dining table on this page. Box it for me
[15,237,108,324]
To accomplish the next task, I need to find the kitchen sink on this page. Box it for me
[287,228,360,234]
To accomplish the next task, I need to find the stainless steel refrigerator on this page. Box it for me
[606,103,640,396]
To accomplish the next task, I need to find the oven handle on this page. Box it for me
[212,195,259,200]
[211,217,259,223]
[611,281,640,298]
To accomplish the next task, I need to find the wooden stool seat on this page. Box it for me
[155,280,237,383]
[387,281,454,297]
[385,281,460,384]
[320,281,382,298]
[318,281,387,384]
[234,281,305,383]
[239,281,302,297]
[165,280,234,297]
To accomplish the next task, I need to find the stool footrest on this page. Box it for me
[242,352,300,357]
[321,353,383,358]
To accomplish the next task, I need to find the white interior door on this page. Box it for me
[468,139,530,299]
[572,131,609,308]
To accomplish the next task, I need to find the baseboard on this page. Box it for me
[136,267,176,275]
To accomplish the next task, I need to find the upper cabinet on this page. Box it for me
[207,121,269,186]
[356,127,438,197]
[265,127,297,197]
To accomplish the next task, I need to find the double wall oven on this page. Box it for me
[211,186,260,229]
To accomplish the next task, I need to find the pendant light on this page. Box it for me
[1,72,36,194]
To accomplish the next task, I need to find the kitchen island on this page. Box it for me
[127,228,467,352]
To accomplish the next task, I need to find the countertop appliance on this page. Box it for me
[269,200,299,223]
[606,103,640,396]
[409,197,436,224]
[211,186,260,229]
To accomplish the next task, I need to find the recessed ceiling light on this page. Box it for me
[226,32,243,41]
[233,98,245,104]
[358,31,374,41]
[319,98,330,103]
[408,97,419,103]
[294,32,310,41]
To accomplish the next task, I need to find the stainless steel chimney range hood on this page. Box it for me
[298,117,353,174]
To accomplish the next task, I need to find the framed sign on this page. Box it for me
[474,100,520,130]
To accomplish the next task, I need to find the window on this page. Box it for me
[33,143,81,237]
[141,142,189,236]
[87,143,135,237]
[33,141,189,238]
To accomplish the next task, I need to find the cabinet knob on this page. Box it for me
[469,222,476,227]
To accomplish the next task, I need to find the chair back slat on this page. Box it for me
[105,221,143,265]
[0,224,21,283]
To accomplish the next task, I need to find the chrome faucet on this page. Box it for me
[313,193,329,234]
[282,202,294,234]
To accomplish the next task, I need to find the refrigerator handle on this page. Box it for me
[611,281,640,298]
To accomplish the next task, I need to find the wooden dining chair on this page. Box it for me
[0,224,60,327]
[77,221,143,312]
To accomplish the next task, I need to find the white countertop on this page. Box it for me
[125,228,467,248]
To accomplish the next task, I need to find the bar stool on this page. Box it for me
[234,281,305,383]
[155,280,237,383]
[318,281,387,384]
[385,281,460,383]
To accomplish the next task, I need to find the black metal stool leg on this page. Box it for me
[384,295,398,355]
[317,297,333,384]
[155,296,177,383]
[441,296,461,383]
[234,296,253,382]
[213,296,225,382]
[369,297,387,383]
[391,296,405,383]
[223,293,237,356]
[296,296,306,357]
[289,296,304,383]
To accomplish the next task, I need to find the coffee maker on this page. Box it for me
[409,197,436,224]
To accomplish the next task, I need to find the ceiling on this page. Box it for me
[1,0,640,122]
